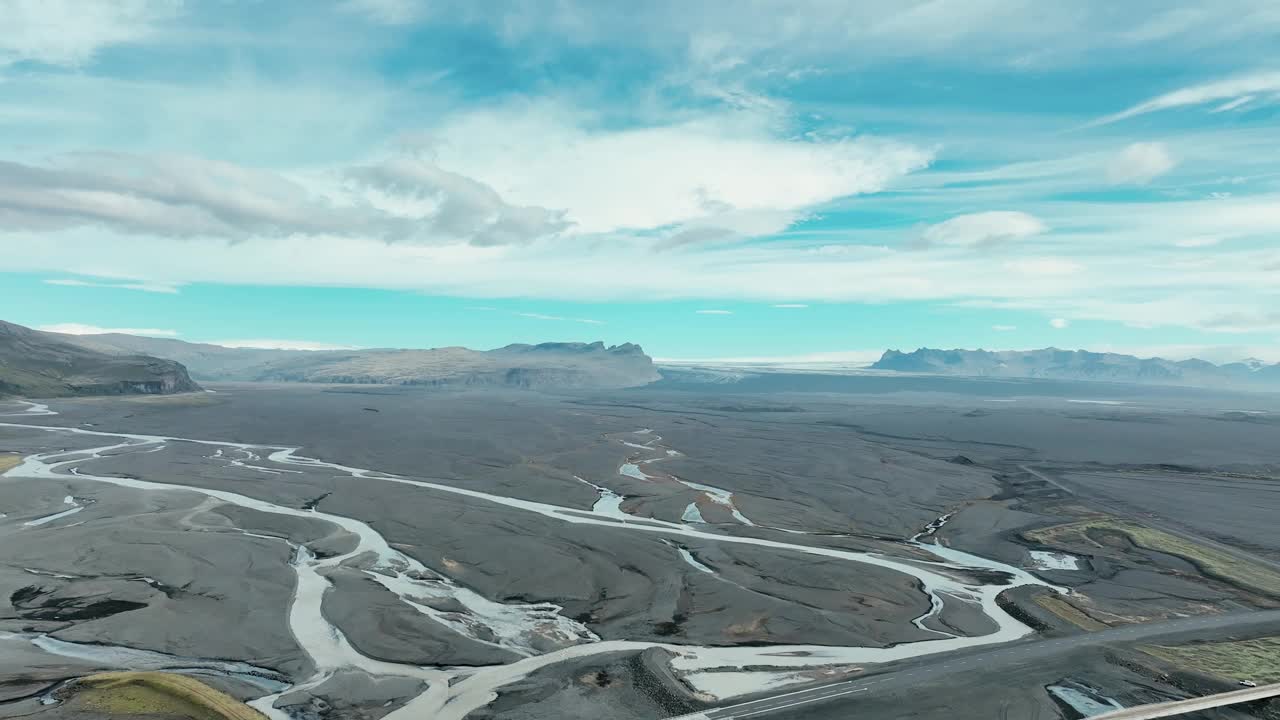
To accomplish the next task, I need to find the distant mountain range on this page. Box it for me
[49,330,660,390]
[0,320,201,397]
[10,317,1274,398]
[871,347,1280,389]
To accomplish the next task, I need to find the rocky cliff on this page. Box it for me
[0,320,202,397]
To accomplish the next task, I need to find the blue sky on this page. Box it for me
[2,1,1278,362]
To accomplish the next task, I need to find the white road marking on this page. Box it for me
[715,680,856,711]
[731,689,868,719]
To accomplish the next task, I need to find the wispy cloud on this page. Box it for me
[516,312,605,325]
[1174,237,1223,248]
[44,277,180,293]
[992,324,1018,331]
[1092,71,1280,126]
[918,211,1047,248]
[1212,96,1254,113]
[772,303,808,308]
[1002,258,1083,276]
[696,309,734,315]
[1,0,178,67]
[1049,318,1071,329]
[38,323,178,337]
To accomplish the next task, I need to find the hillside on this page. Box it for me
[52,333,661,390]
[871,347,1280,389]
[0,321,201,397]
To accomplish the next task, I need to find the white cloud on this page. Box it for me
[920,211,1047,248]
[1197,310,1280,333]
[0,153,387,241]
[1049,318,1070,329]
[0,0,178,67]
[428,102,932,236]
[1093,71,1280,125]
[0,151,569,247]
[7,192,1280,341]
[1003,258,1083,276]
[1107,142,1176,184]
[965,289,1280,335]
[992,324,1018,331]
[1174,237,1223,248]
[1212,95,1254,113]
[206,339,358,351]
[516,312,605,325]
[773,303,808,308]
[38,323,178,337]
[696,309,734,315]
[1,106,924,248]
[393,1,1280,71]
[347,155,570,246]
[44,277,180,293]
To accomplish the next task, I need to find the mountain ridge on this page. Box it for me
[0,320,201,397]
[871,347,1280,388]
[49,332,660,390]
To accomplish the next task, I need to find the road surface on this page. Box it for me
[667,610,1280,720]
[1091,682,1280,719]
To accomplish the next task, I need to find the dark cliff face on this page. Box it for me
[0,320,202,398]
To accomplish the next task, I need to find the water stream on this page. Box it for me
[0,631,290,693]
[1,406,1063,718]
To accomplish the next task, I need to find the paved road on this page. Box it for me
[667,610,1280,720]
[1091,682,1280,719]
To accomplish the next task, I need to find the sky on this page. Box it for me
[2,1,1279,363]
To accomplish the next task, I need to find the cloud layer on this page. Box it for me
[38,322,177,337]
[1095,71,1280,125]
[1107,142,1176,184]
[1,0,177,67]
[0,105,930,250]
[920,211,1047,248]
[4,0,1279,357]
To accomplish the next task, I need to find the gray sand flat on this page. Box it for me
[4,380,1278,720]
[322,567,519,666]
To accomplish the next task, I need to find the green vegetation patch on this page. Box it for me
[1143,636,1280,684]
[1026,519,1280,597]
